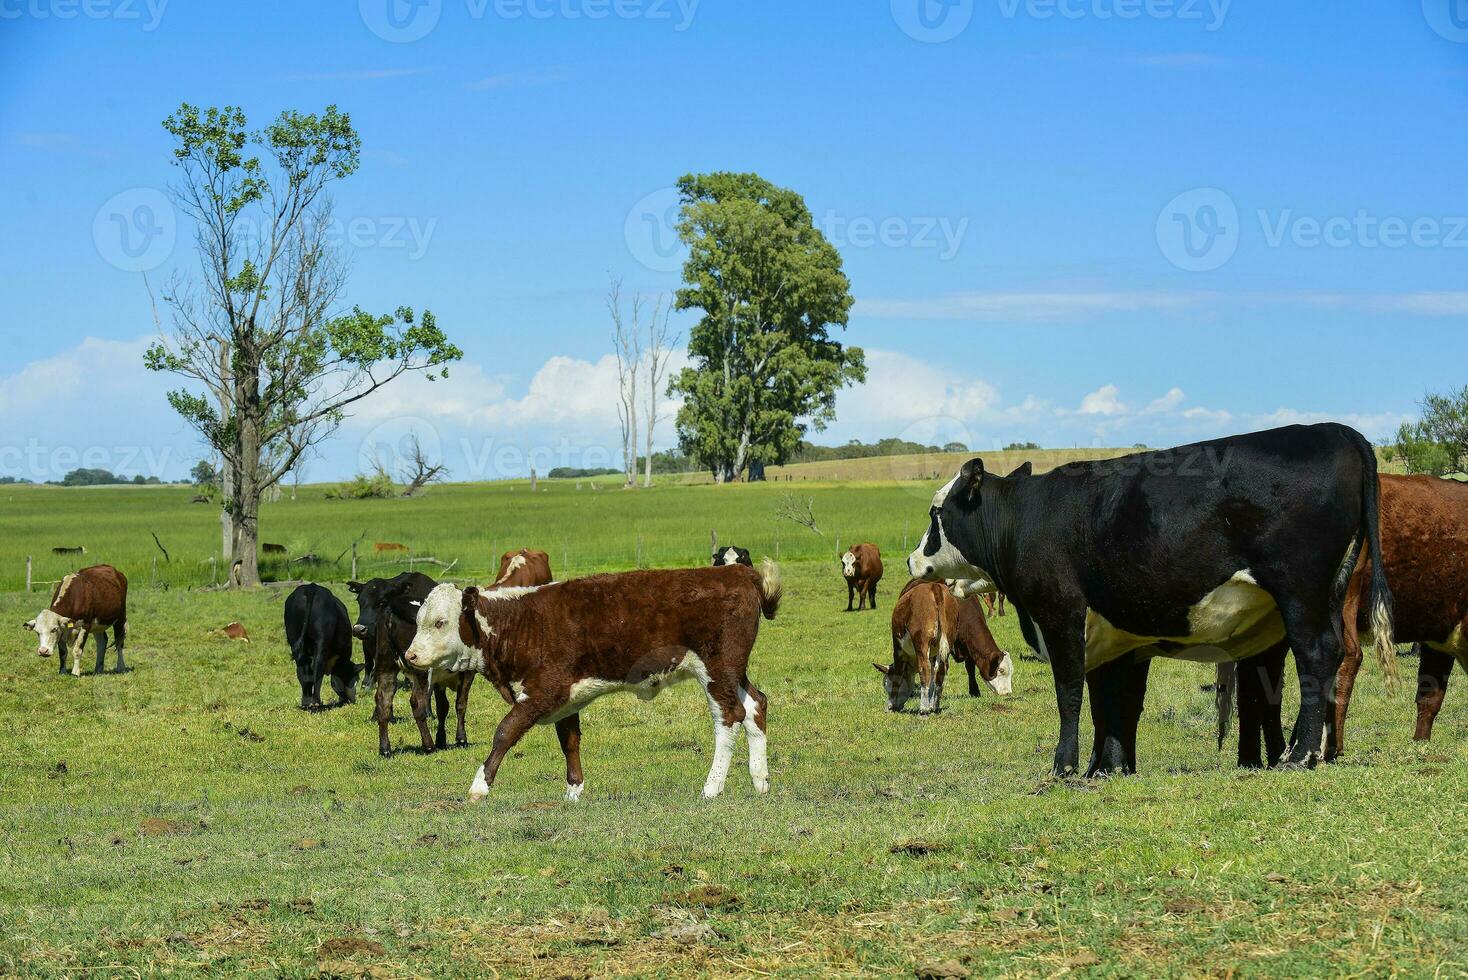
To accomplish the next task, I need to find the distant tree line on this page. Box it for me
[788,437,970,464]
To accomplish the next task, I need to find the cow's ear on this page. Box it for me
[959,457,986,494]
[22,619,35,632]
[347,581,363,594]
[872,662,890,675]
[1011,461,1033,478]
[459,587,482,643]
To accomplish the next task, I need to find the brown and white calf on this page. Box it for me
[885,580,1014,710]
[403,562,782,802]
[878,581,957,714]
[841,543,883,612]
[491,548,553,589]
[24,564,128,676]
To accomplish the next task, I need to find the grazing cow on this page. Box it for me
[24,564,128,676]
[880,581,957,714]
[283,584,359,711]
[1219,473,1468,765]
[894,579,1014,701]
[492,548,553,589]
[51,545,86,556]
[374,542,409,555]
[712,546,753,568]
[841,543,883,612]
[402,561,782,802]
[262,543,287,555]
[349,573,474,757]
[908,424,1393,776]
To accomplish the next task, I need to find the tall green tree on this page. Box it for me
[669,172,864,483]
[145,104,461,587]
[1394,385,1468,475]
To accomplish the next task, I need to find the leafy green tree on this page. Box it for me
[1393,386,1468,475]
[145,104,461,586]
[669,172,864,483]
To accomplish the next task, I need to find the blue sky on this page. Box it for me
[2,0,1466,481]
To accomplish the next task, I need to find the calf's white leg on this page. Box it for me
[741,685,769,794]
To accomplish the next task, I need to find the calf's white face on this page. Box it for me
[987,652,1014,696]
[403,584,476,670]
[24,610,76,658]
[841,551,857,577]
[722,548,740,566]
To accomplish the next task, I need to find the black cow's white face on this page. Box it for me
[907,468,990,582]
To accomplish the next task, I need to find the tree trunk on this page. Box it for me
[232,340,264,589]
[747,459,766,482]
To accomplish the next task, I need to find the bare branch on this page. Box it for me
[774,494,823,536]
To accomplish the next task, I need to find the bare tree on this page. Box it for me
[608,278,641,488]
[774,494,823,535]
[145,104,461,587]
[400,434,447,497]
[643,296,678,488]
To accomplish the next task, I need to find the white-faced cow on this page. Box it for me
[712,546,752,567]
[909,424,1394,776]
[24,564,128,676]
[283,584,359,711]
[402,562,782,802]
[492,549,553,588]
[349,572,475,757]
[841,543,883,612]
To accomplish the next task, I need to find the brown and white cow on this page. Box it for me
[840,543,883,612]
[24,564,128,676]
[886,580,1016,712]
[1222,473,1468,766]
[879,581,957,714]
[403,561,782,802]
[491,548,553,589]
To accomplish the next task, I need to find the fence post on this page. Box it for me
[563,540,569,575]
[25,555,32,593]
[210,556,218,585]
[710,529,717,553]
[636,535,643,568]
[351,541,358,581]
[152,556,158,588]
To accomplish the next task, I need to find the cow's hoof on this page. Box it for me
[455,739,469,749]
[565,782,584,802]
[752,778,769,795]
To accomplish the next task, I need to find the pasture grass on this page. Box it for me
[1,560,1464,977]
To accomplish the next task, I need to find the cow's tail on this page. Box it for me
[1215,661,1236,751]
[1352,431,1397,695]
[292,587,318,661]
[758,558,783,620]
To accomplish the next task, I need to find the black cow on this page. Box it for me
[349,572,474,757]
[908,423,1393,777]
[711,546,753,567]
[283,584,360,711]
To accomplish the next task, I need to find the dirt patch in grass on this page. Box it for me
[139,817,183,836]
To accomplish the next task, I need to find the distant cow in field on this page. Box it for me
[51,545,86,556]
[403,561,782,802]
[712,546,752,568]
[374,542,409,555]
[215,622,250,643]
[1221,473,1468,767]
[262,543,287,555]
[349,572,475,757]
[841,543,883,612]
[283,584,359,711]
[492,549,553,589]
[24,564,128,676]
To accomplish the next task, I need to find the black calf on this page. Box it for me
[283,584,359,711]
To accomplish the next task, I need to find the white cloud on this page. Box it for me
[1143,387,1186,414]
[1078,384,1127,416]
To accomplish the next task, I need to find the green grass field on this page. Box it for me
[2,540,1465,976]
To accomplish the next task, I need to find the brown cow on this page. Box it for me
[374,542,409,554]
[879,581,957,714]
[262,543,287,555]
[1222,474,1468,766]
[491,549,553,589]
[24,564,128,676]
[895,579,1015,701]
[403,561,782,802]
[840,543,883,612]
[215,622,251,642]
